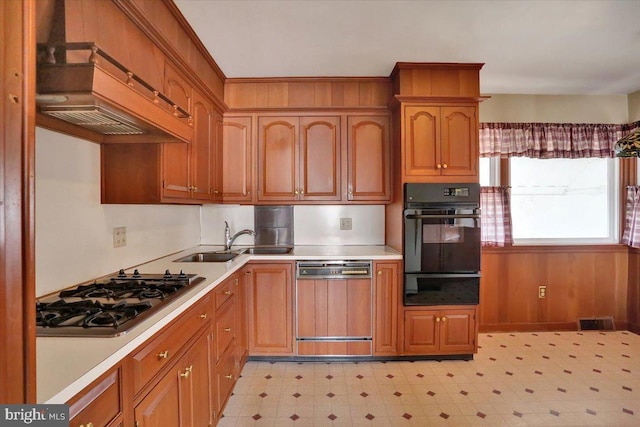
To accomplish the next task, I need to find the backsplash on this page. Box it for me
[35,128,200,297]
[200,204,385,245]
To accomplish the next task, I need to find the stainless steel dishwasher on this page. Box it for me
[295,261,372,357]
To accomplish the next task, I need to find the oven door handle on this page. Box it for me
[405,214,480,219]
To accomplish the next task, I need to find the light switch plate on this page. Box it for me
[340,218,352,231]
[113,227,127,248]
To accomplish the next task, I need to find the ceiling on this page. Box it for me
[173,0,640,96]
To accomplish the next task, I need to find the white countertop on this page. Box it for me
[37,245,401,403]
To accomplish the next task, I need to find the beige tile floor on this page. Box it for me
[219,331,640,426]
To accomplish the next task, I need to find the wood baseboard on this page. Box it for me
[479,321,632,333]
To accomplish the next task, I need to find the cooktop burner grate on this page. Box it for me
[36,269,205,337]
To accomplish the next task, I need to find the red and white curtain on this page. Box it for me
[480,187,513,247]
[479,122,622,158]
[622,186,640,248]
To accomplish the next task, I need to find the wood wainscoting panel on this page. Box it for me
[479,246,629,332]
[629,248,640,334]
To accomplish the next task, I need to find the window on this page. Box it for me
[479,157,498,186]
[509,157,619,244]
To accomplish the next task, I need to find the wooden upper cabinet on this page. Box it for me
[162,90,213,202]
[222,116,253,203]
[403,104,478,180]
[258,116,299,201]
[210,110,223,202]
[300,117,341,201]
[164,62,192,115]
[258,115,342,203]
[347,115,391,202]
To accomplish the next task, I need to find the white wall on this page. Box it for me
[35,128,201,296]
[480,94,629,123]
[200,205,385,246]
[629,90,640,122]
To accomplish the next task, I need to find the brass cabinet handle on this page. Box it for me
[436,317,440,322]
[377,271,382,275]
[224,327,232,332]
[224,290,232,295]
[442,164,448,169]
[436,164,442,169]
[247,190,251,195]
[294,190,299,195]
[200,314,208,319]
[224,374,233,380]
[180,365,193,378]
[441,316,447,322]
[80,423,94,427]
[299,189,304,195]
[158,350,169,359]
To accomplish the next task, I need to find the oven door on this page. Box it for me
[404,273,480,306]
[404,207,480,273]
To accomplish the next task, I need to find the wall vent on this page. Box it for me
[577,316,615,331]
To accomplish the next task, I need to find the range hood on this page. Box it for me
[36,43,193,144]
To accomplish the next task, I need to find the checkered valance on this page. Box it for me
[479,122,625,158]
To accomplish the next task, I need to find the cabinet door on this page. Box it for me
[162,142,191,199]
[190,91,212,201]
[403,311,439,354]
[222,116,252,203]
[187,332,213,427]
[440,309,476,353]
[246,263,294,355]
[68,368,122,427]
[404,106,440,177]
[440,106,477,177]
[164,62,192,114]
[299,116,341,201]
[257,117,299,201]
[235,271,248,373]
[373,261,400,355]
[347,116,391,201]
[210,110,224,202]
[134,365,183,427]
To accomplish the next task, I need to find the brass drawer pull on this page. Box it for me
[224,327,232,332]
[224,290,232,295]
[158,350,169,359]
[180,365,193,378]
[200,314,208,319]
[80,423,94,427]
[224,374,233,380]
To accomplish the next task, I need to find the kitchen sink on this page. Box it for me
[174,251,240,263]
[242,246,293,255]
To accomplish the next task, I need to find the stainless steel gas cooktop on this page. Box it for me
[36,269,205,337]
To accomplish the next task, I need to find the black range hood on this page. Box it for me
[36,42,193,144]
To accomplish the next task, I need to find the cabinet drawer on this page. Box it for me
[131,295,211,395]
[215,297,236,362]
[214,275,236,310]
[68,367,121,427]
[215,343,237,412]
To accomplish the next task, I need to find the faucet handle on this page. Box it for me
[224,221,229,229]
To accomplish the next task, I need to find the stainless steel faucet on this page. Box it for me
[223,221,255,251]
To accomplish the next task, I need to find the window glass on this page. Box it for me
[479,157,491,186]
[510,157,618,243]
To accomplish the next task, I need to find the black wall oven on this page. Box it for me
[404,183,481,306]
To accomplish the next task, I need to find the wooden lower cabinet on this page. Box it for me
[67,365,124,427]
[134,329,212,427]
[373,261,401,355]
[245,262,294,356]
[403,307,477,355]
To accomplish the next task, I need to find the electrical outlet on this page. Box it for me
[538,285,547,298]
[113,227,127,248]
[340,217,352,231]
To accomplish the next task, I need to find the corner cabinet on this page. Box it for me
[245,262,295,356]
[403,307,477,355]
[403,104,478,180]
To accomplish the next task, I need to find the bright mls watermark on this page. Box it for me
[0,405,68,427]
